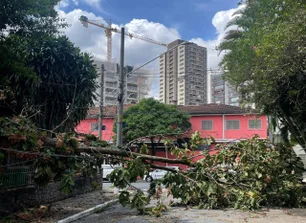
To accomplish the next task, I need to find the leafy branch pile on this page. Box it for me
[0,117,109,193]
[109,133,306,214]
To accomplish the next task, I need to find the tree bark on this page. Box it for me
[43,137,192,166]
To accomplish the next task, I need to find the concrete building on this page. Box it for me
[94,60,153,106]
[76,104,267,143]
[159,39,207,105]
[209,68,240,106]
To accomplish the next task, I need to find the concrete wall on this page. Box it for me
[0,176,102,215]
[75,117,115,142]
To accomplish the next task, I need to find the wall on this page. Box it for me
[76,114,268,142]
[0,176,102,215]
[189,114,267,140]
[190,115,223,139]
[75,118,115,142]
[225,115,267,139]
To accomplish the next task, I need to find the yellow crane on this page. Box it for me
[79,15,168,62]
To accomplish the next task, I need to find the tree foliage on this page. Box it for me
[110,133,306,214]
[218,0,306,150]
[0,1,97,132]
[27,36,97,132]
[1,116,305,213]
[0,0,64,37]
[0,117,108,193]
[119,98,191,154]
[0,0,64,117]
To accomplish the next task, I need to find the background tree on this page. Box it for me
[119,98,191,155]
[0,0,63,36]
[218,0,306,150]
[0,1,97,132]
[0,0,64,116]
[27,36,97,132]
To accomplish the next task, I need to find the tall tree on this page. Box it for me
[27,36,98,132]
[0,0,63,37]
[0,1,98,132]
[119,98,191,156]
[0,0,64,116]
[218,0,306,150]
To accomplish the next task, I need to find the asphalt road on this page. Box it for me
[72,181,306,223]
[72,204,306,223]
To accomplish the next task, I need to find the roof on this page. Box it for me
[86,103,257,119]
[177,104,256,115]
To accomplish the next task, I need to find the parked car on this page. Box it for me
[101,159,120,181]
[144,166,179,182]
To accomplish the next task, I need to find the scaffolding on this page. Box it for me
[209,68,240,106]
[94,60,154,106]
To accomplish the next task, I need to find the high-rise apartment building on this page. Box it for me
[209,68,240,106]
[94,60,153,106]
[159,39,207,105]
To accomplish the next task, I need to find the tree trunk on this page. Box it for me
[150,137,155,163]
[43,137,192,166]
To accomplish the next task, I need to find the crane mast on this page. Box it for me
[79,15,167,62]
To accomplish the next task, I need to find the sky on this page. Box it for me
[55,0,242,99]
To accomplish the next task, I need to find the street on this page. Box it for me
[73,203,306,223]
[71,181,306,223]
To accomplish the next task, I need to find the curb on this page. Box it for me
[57,199,119,223]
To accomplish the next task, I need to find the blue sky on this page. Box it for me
[56,0,242,99]
[61,0,240,41]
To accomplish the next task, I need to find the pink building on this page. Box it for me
[76,104,268,169]
[76,104,267,143]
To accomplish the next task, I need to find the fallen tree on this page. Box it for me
[0,117,306,216]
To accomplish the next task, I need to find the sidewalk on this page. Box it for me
[41,188,116,222]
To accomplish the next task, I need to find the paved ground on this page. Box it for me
[11,180,304,223]
[74,203,306,223]
[40,181,148,222]
[41,190,116,222]
[74,185,306,223]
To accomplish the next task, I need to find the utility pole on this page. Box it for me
[98,64,104,140]
[116,27,125,147]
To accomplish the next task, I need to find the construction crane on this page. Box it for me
[79,15,168,62]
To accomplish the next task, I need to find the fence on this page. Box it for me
[0,152,36,189]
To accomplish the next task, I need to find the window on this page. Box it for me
[248,119,262,129]
[202,120,213,130]
[226,120,240,130]
[91,122,98,131]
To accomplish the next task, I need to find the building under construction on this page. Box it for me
[209,68,240,106]
[94,60,154,106]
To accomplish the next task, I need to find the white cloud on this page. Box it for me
[56,0,101,9]
[56,4,242,98]
[56,8,180,98]
[190,5,244,69]
[57,0,69,8]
